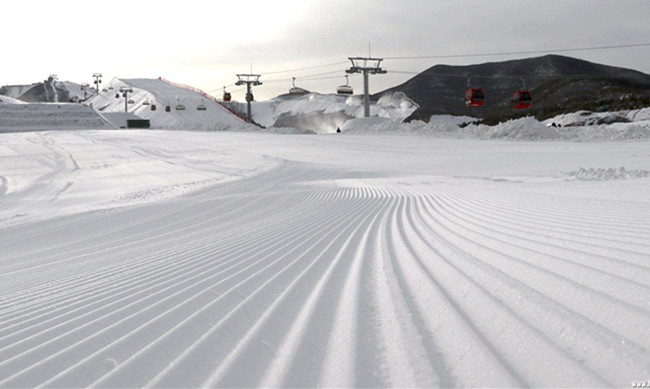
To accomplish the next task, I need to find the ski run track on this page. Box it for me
[0,130,649,388]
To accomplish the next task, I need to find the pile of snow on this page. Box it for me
[0,95,25,104]
[0,103,113,132]
[341,114,650,141]
[87,78,245,131]
[241,91,418,134]
[564,167,650,181]
[545,107,650,128]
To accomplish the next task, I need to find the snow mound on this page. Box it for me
[87,78,245,131]
[340,115,650,141]
[565,167,650,181]
[242,91,418,134]
[0,95,25,104]
[0,103,113,132]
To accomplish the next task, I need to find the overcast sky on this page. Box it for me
[4,0,650,100]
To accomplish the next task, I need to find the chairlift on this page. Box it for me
[196,99,207,111]
[246,93,254,102]
[151,104,157,111]
[127,99,135,104]
[108,86,114,90]
[223,86,232,102]
[336,75,353,95]
[511,78,532,109]
[142,100,150,106]
[102,88,108,92]
[175,98,185,110]
[165,105,171,112]
[465,75,484,107]
[115,93,120,99]
[289,77,308,96]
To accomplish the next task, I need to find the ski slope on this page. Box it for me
[88,78,245,131]
[0,130,649,387]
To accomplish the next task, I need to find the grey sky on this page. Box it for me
[4,0,650,100]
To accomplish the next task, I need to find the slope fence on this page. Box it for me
[157,77,248,124]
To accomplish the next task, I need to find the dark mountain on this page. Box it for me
[374,55,650,124]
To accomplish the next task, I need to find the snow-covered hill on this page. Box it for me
[88,78,246,131]
[0,78,94,103]
[230,91,418,134]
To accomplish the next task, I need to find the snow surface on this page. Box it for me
[87,78,246,131]
[1,128,649,387]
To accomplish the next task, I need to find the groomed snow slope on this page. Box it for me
[0,104,113,132]
[0,131,649,387]
[88,78,245,130]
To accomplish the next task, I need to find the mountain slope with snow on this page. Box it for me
[88,78,246,131]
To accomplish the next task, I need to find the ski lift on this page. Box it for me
[142,100,150,106]
[175,98,185,110]
[289,77,308,96]
[151,103,157,111]
[222,86,232,102]
[196,99,207,111]
[165,105,171,112]
[246,93,254,102]
[465,75,484,107]
[102,88,108,92]
[115,93,120,99]
[127,99,135,104]
[336,75,353,95]
[511,78,532,109]
[108,86,114,90]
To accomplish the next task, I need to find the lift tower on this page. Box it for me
[346,57,387,117]
[93,73,102,95]
[235,74,262,123]
[119,86,133,113]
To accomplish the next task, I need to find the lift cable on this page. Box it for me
[382,42,650,60]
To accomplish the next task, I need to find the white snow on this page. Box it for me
[0,119,649,387]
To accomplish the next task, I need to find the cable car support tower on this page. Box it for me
[346,57,387,117]
[235,73,262,123]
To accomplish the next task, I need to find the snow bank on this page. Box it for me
[0,103,114,132]
[341,114,650,141]
[0,95,25,104]
[243,91,418,134]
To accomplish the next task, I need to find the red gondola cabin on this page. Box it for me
[512,90,532,109]
[465,87,485,107]
[223,92,232,102]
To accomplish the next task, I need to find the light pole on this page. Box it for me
[346,57,387,117]
[235,74,262,123]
